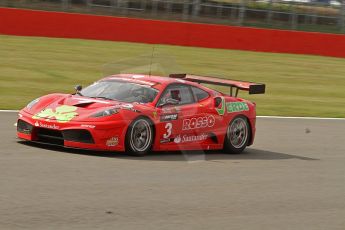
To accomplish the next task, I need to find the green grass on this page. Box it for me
[1,35,345,117]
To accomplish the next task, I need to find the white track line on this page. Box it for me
[257,116,345,120]
[0,110,19,112]
[0,110,344,120]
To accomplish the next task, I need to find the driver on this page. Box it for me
[170,90,181,102]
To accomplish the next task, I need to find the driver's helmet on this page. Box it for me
[171,90,181,101]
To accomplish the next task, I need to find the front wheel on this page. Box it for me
[224,116,250,154]
[125,117,154,156]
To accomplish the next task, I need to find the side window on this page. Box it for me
[159,84,195,105]
[191,86,209,102]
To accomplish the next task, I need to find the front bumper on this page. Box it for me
[17,110,129,151]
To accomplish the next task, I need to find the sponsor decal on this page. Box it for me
[215,99,249,115]
[162,107,180,114]
[33,105,78,123]
[81,124,96,129]
[226,102,249,113]
[160,138,171,144]
[215,97,226,116]
[174,135,182,143]
[106,137,119,147]
[34,121,60,129]
[182,115,215,131]
[160,113,178,122]
[174,133,208,144]
[152,111,158,119]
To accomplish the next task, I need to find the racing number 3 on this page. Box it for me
[163,123,172,138]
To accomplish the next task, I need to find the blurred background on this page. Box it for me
[1,0,345,117]
[1,0,345,34]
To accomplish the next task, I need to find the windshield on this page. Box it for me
[80,80,159,103]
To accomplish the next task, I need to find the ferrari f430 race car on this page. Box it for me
[17,74,265,156]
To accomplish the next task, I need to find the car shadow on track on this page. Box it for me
[17,141,318,162]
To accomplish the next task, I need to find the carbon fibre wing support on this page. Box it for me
[169,74,265,97]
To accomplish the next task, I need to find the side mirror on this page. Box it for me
[158,98,179,107]
[75,85,82,94]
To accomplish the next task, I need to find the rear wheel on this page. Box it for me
[224,116,250,154]
[125,117,154,156]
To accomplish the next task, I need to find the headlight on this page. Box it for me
[26,98,40,109]
[91,108,119,118]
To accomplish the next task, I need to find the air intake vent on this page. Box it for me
[36,128,64,145]
[17,120,33,134]
[73,102,94,107]
[62,129,94,144]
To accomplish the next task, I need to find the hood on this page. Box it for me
[25,93,146,122]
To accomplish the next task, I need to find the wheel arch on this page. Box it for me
[223,114,253,148]
[235,114,253,147]
[245,116,254,146]
[124,115,156,156]
[128,114,156,142]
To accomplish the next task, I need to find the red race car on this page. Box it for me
[17,74,265,156]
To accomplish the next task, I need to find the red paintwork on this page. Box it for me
[17,74,257,152]
[1,7,345,58]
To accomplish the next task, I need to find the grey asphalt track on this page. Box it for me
[1,112,344,230]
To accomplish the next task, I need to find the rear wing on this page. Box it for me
[169,74,265,97]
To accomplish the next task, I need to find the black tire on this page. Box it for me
[125,117,154,156]
[223,115,250,154]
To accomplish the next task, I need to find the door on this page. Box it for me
[155,83,205,150]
